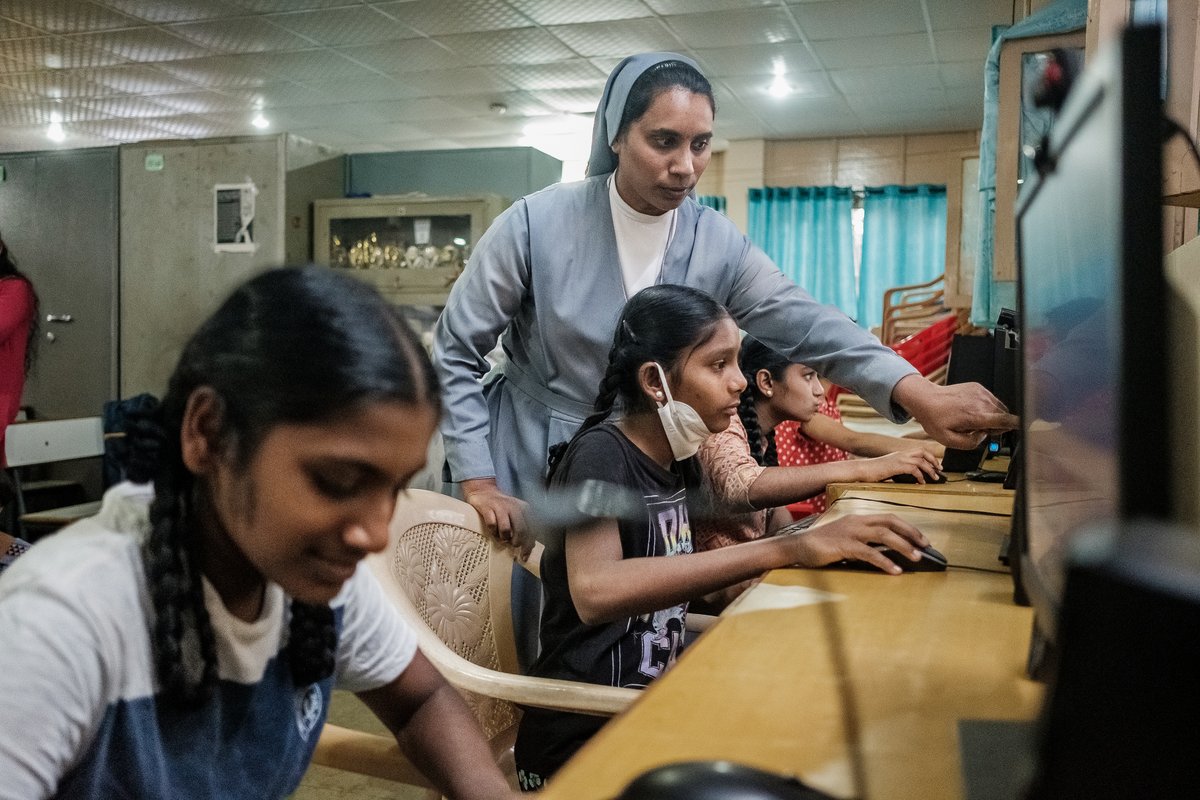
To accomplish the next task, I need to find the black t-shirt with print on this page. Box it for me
[514,422,694,785]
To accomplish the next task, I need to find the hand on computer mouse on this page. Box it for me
[783,514,929,575]
[889,470,947,484]
[856,448,942,484]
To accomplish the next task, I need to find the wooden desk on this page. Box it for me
[825,477,1015,516]
[542,500,1041,800]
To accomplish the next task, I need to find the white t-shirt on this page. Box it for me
[608,172,677,298]
[0,481,417,800]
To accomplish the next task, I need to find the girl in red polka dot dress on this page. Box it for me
[775,383,944,514]
[695,337,943,555]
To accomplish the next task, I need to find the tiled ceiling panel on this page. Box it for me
[664,7,801,49]
[507,0,652,26]
[547,18,684,58]
[372,0,534,37]
[0,0,1008,156]
[266,7,422,47]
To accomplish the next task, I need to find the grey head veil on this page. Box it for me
[585,51,704,178]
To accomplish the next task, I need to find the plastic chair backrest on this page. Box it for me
[372,488,528,740]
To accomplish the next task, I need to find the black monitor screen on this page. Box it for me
[1014,25,1167,643]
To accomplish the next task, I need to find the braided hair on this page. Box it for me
[737,336,793,467]
[547,284,732,485]
[129,267,439,707]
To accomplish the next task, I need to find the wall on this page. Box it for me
[120,134,287,397]
[283,135,343,264]
[346,147,561,200]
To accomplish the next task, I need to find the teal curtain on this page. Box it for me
[697,195,726,213]
[858,184,947,333]
[747,186,856,317]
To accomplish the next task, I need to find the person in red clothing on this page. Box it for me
[0,236,38,463]
[774,379,944,513]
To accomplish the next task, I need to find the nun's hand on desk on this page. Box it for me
[460,478,534,559]
[892,375,1019,450]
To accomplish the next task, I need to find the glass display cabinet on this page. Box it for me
[313,194,509,306]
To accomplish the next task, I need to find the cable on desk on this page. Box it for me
[828,495,1012,517]
[947,563,1010,575]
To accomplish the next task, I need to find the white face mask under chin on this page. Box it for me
[653,363,712,461]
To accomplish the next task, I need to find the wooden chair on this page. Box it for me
[879,273,953,346]
[311,488,639,792]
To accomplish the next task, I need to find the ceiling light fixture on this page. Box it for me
[251,112,270,129]
[46,111,65,142]
[489,102,508,115]
[768,58,791,98]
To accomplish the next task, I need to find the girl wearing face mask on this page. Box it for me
[513,286,930,788]
[694,336,943,554]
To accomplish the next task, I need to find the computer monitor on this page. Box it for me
[1012,23,1169,671]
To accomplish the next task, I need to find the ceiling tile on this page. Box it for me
[939,61,983,89]
[1,0,137,34]
[75,94,180,119]
[0,98,97,125]
[932,27,994,63]
[136,89,255,114]
[390,67,517,97]
[438,90,558,117]
[922,0,1014,32]
[266,7,422,47]
[435,28,578,67]
[295,74,424,103]
[76,27,214,63]
[693,43,819,77]
[548,18,684,58]
[534,87,603,114]
[665,7,801,49]
[371,0,534,36]
[87,64,204,94]
[164,17,315,54]
[238,49,384,82]
[92,0,245,24]
[155,53,278,87]
[789,0,927,40]
[225,0,370,11]
[646,0,778,13]
[2,70,117,99]
[830,63,943,95]
[507,0,652,26]
[335,39,461,75]
[846,88,947,115]
[717,70,835,101]
[811,33,934,70]
[2,35,127,69]
[0,19,41,40]
[491,59,608,91]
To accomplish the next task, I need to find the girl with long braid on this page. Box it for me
[0,268,518,800]
[694,336,942,554]
[513,286,930,788]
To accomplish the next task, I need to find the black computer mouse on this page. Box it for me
[827,544,949,572]
[888,471,947,484]
[615,761,837,800]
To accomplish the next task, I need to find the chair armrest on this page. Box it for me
[311,724,435,787]
[421,641,640,716]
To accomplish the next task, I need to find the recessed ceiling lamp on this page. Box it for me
[768,59,791,99]
[46,111,65,142]
[251,111,270,129]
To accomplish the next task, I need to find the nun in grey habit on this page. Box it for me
[432,51,1012,662]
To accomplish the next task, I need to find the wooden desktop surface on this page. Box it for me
[541,497,1041,800]
[825,474,1015,516]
